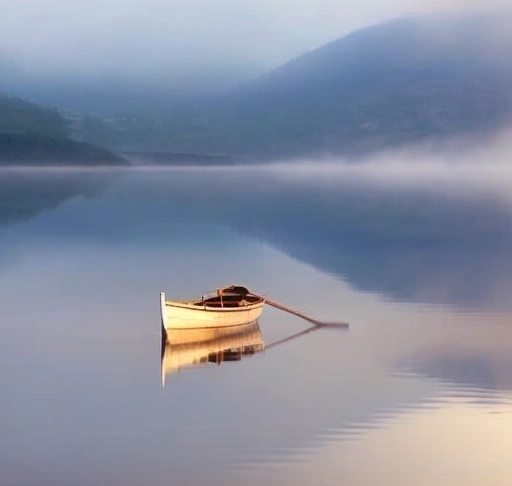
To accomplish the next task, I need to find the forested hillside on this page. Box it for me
[0,95,127,165]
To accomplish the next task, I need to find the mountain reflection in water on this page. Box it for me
[217,172,512,310]
[0,168,119,228]
[2,167,512,310]
[110,167,512,310]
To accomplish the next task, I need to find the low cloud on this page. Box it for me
[0,1,509,88]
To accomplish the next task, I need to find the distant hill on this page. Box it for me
[7,14,512,161]
[110,13,510,159]
[190,14,512,158]
[0,95,128,166]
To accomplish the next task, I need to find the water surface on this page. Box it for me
[1,165,511,485]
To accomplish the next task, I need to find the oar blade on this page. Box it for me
[313,321,350,329]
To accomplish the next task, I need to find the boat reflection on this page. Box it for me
[161,320,264,385]
[161,319,349,386]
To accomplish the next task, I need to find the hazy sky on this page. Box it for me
[1,0,510,90]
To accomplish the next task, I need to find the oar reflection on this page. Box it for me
[264,322,348,351]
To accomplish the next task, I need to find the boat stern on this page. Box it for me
[160,292,167,329]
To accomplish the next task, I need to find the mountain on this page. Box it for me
[187,13,512,158]
[0,95,128,166]
[6,13,512,161]
[100,13,511,159]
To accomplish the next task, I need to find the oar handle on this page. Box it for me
[249,293,349,328]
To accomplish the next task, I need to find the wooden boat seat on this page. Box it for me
[203,301,248,308]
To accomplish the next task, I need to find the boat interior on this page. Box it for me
[194,286,262,308]
[198,294,262,307]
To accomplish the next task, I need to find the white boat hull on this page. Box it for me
[160,292,264,331]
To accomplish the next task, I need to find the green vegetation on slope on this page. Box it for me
[0,95,68,138]
[0,132,127,165]
[0,95,127,165]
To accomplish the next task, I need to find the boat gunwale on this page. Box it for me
[165,298,265,313]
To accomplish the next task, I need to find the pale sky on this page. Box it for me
[0,0,510,92]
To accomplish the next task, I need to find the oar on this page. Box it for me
[249,293,349,328]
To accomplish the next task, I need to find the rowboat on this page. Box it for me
[160,285,265,332]
[161,320,264,384]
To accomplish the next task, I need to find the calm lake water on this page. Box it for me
[1,163,512,486]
